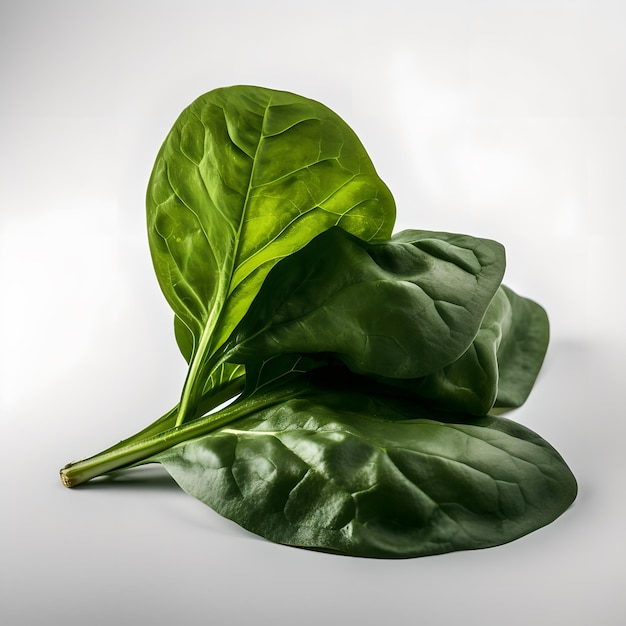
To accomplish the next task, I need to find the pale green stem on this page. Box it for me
[60,377,245,487]
[60,378,290,488]
[175,296,227,427]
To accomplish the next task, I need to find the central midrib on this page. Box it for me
[230,95,274,295]
[174,97,275,426]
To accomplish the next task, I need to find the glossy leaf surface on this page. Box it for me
[227,227,505,379]
[156,374,577,558]
[146,85,395,419]
[61,84,574,562]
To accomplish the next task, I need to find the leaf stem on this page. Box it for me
[60,378,291,488]
[175,295,229,427]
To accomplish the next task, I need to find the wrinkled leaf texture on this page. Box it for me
[227,227,505,379]
[156,372,577,558]
[60,85,574,558]
[397,285,550,415]
[146,85,395,421]
[226,227,548,416]
[224,227,548,416]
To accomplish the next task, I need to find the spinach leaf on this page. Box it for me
[225,226,505,378]
[146,85,396,423]
[155,371,577,558]
[492,285,551,409]
[395,285,550,415]
[225,228,548,417]
[61,84,575,560]
[57,226,535,487]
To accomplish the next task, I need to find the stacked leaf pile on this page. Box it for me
[61,86,577,558]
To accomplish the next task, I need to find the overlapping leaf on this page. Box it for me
[226,227,505,379]
[61,85,575,560]
[395,285,550,415]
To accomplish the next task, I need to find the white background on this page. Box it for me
[1,1,624,624]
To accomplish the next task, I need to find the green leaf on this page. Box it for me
[146,85,395,422]
[493,286,550,409]
[155,373,577,558]
[402,285,550,415]
[227,227,505,379]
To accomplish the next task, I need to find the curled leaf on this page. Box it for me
[228,227,505,379]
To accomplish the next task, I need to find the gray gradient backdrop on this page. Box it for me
[1,1,624,624]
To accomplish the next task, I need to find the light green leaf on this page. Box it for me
[146,85,395,421]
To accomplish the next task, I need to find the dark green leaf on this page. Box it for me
[493,286,550,409]
[228,227,505,379]
[156,374,577,558]
[398,285,550,415]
